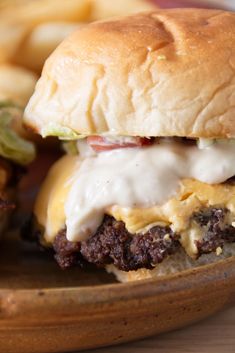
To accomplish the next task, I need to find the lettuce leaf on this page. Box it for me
[41,123,84,140]
[0,103,36,165]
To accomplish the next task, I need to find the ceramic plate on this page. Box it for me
[0,233,235,353]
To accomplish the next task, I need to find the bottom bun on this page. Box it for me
[106,244,235,283]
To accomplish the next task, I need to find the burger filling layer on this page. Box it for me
[52,209,235,271]
[34,137,235,268]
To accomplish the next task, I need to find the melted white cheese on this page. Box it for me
[64,139,235,241]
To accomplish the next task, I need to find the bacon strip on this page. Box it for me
[87,136,153,152]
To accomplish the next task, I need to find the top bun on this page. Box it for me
[24,9,235,139]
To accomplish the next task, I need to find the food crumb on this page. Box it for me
[216,246,223,256]
[157,55,166,61]
[164,233,170,241]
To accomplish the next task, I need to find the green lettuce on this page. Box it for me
[0,102,36,165]
[41,123,82,140]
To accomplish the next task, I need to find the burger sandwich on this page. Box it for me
[24,9,235,282]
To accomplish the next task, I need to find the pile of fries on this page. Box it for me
[0,0,156,74]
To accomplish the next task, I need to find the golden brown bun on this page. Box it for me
[24,9,235,139]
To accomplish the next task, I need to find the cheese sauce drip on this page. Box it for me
[64,139,235,241]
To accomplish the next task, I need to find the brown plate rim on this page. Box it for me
[0,256,235,327]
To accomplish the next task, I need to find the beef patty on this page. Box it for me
[51,207,235,271]
[54,216,180,271]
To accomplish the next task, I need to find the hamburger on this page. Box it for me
[24,9,235,282]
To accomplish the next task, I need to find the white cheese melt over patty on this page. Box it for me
[64,139,235,242]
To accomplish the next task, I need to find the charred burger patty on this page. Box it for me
[52,207,235,271]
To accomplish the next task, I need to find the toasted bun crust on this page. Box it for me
[24,9,235,138]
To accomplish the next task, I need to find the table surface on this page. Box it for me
[87,305,235,353]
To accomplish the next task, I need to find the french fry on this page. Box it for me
[0,21,27,63]
[90,0,157,20]
[13,22,81,73]
[0,63,39,141]
[0,0,91,27]
[0,64,38,106]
